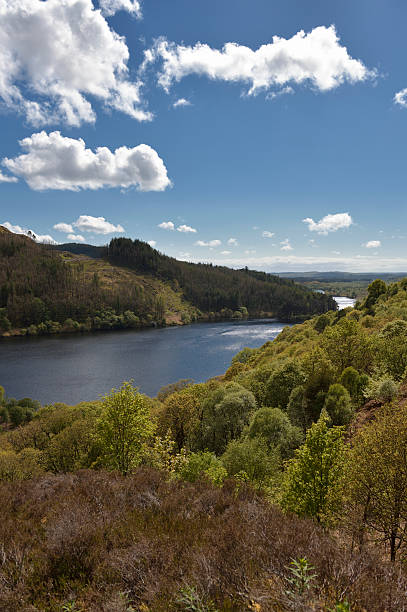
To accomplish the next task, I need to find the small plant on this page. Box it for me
[285,557,317,598]
[329,602,352,612]
[176,585,218,612]
[61,602,82,612]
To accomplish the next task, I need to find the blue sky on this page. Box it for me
[1,0,407,271]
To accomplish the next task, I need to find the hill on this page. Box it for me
[3,277,407,609]
[0,231,335,336]
[58,237,335,319]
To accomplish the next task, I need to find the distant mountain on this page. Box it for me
[277,271,406,282]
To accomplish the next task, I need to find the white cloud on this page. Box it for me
[3,131,171,192]
[158,221,175,230]
[53,222,74,233]
[245,249,256,255]
[67,234,85,242]
[227,238,238,246]
[0,170,18,184]
[262,230,274,238]
[1,221,57,244]
[280,238,293,251]
[220,250,232,255]
[72,215,124,235]
[364,240,381,249]
[173,98,192,108]
[144,26,372,97]
[177,224,197,233]
[394,88,407,108]
[195,239,222,247]
[0,0,152,126]
[99,0,142,18]
[303,212,353,235]
[147,240,157,247]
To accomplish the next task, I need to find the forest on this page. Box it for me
[0,228,335,336]
[2,276,407,610]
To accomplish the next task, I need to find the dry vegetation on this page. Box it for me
[1,469,406,612]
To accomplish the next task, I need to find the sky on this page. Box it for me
[1,0,407,272]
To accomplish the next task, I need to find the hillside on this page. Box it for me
[3,277,407,609]
[0,230,335,336]
[0,230,198,335]
[59,237,336,319]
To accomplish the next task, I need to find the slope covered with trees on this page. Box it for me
[0,229,198,334]
[0,229,335,335]
[106,237,336,319]
[3,278,407,609]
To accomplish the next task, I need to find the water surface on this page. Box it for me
[0,319,286,404]
[333,296,356,310]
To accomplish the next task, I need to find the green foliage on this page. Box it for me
[199,383,257,454]
[285,557,317,599]
[0,447,43,481]
[287,386,322,434]
[142,434,189,476]
[264,360,306,410]
[247,406,303,459]
[176,586,218,612]
[377,319,407,380]
[363,278,387,311]
[97,382,155,475]
[314,313,331,333]
[323,384,353,426]
[281,410,345,522]
[158,383,210,451]
[179,451,227,486]
[222,437,279,488]
[363,372,398,403]
[322,318,372,373]
[339,367,368,406]
[231,347,257,366]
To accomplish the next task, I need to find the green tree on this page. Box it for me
[339,367,368,407]
[200,383,257,454]
[222,437,279,488]
[363,278,387,311]
[323,384,353,426]
[97,382,155,475]
[287,386,322,434]
[180,451,227,486]
[341,403,407,561]
[158,383,209,451]
[281,410,345,522]
[322,318,372,373]
[377,319,407,380]
[264,360,306,410]
[247,406,303,459]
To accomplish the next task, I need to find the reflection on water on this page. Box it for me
[0,318,287,405]
[333,296,356,310]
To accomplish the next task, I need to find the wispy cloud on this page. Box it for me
[173,98,192,108]
[195,239,221,247]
